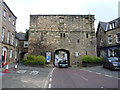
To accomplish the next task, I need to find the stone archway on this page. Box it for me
[54,49,70,67]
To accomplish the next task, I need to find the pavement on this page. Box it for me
[75,65,120,79]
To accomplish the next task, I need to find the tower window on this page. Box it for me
[86,33,89,38]
[60,33,66,38]
[60,33,62,38]
[63,33,65,38]
[77,38,80,43]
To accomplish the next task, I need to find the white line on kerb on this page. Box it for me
[48,83,51,88]
[96,72,101,75]
[105,75,112,78]
[88,71,92,72]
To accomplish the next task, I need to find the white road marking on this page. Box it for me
[30,71,39,76]
[50,74,52,77]
[21,80,28,83]
[48,83,51,88]
[17,70,27,74]
[50,78,52,82]
[51,72,53,75]
[44,68,55,88]
[80,76,88,81]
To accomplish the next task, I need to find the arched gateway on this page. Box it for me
[54,49,70,67]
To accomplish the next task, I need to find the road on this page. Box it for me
[1,65,120,89]
[48,67,120,89]
[2,66,53,88]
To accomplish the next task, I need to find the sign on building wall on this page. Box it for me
[46,52,51,63]
[75,52,79,57]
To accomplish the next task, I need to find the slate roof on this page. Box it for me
[15,33,26,40]
[98,17,120,31]
[99,22,108,30]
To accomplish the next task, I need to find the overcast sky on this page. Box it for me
[4,0,120,32]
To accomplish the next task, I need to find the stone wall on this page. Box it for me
[29,15,96,65]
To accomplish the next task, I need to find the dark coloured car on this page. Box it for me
[103,57,120,70]
[58,60,68,68]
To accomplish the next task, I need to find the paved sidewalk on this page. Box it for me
[77,65,119,79]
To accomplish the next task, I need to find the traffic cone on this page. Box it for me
[2,64,10,73]
[14,64,18,70]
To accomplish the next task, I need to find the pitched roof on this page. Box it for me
[98,17,120,32]
[15,33,26,40]
[99,22,108,30]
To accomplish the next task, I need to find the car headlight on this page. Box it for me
[113,63,118,66]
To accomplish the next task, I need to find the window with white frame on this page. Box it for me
[24,41,28,48]
[13,20,15,26]
[7,32,10,43]
[8,15,11,21]
[112,22,115,29]
[116,33,120,43]
[11,34,14,45]
[2,27,5,42]
[108,49,112,57]
[109,24,112,29]
[108,35,112,44]
[3,9,6,17]
[10,49,13,58]
[108,49,116,57]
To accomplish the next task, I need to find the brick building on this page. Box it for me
[0,0,17,63]
[29,15,96,66]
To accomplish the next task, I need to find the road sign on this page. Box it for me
[46,52,51,63]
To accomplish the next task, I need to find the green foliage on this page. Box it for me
[80,55,104,63]
[23,55,46,65]
[36,56,46,65]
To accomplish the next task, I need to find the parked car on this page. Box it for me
[58,60,68,68]
[103,57,120,70]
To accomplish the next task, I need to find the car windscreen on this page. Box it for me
[108,57,119,61]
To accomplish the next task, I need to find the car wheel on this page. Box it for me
[103,65,105,68]
[110,65,114,71]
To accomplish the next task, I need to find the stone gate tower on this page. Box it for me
[28,15,96,65]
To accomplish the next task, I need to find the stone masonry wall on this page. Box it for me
[29,15,96,65]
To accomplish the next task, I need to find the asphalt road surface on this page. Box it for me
[2,66,53,88]
[48,67,120,89]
